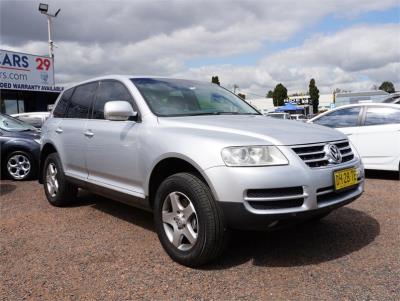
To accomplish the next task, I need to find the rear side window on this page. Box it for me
[92,81,135,119]
[364,107,400,126]
[53,88,74,118]
[314,107,361,128]
[65,82,98,119]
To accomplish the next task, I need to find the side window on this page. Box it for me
[314,107,361,128]
[364,107,400,126]
[53,88,74,118]
[92,81,135,119]
[65,82,97,119]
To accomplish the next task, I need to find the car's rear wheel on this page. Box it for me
[43,153,77,206]
[5,151,36,181]
[154,172,227,267]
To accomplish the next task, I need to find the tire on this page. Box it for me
[4,151,36,181]
[154,172,227,267]
[43,152,78,206]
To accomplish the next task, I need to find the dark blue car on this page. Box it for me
[0,113,41,180]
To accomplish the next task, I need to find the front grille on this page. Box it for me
[245,186,305,210]
[316,184,360,204]
[291,140,354,168]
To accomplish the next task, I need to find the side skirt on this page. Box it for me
[66,176,152,212]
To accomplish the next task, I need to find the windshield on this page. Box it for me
[131,78,260,117]
[0,114,37,132]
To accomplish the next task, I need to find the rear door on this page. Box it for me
[85,80,143,195]
[354,105,400,170]
[56,82,98,180]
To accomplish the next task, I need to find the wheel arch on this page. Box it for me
[146,155,217,209]
[38,143,59,183]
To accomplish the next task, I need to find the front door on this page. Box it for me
[85,80,143,195]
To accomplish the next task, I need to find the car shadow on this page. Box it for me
[0,183,17,196]
[74,190,155,232]
[365,169,398,181]
[71,191,379,269]
[205,207,380,269]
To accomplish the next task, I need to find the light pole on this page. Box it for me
[38,3,61,58]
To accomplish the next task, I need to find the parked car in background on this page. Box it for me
[381,93,400,104]
[11,112,50,129]
[266,112,291,119]
[0,113,41,180]
[40,76,364,267]
[290,114,307,121]
[308,103,400,175]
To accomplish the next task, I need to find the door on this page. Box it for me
[353,106,400,170]
[312,106,363,145]
[85,80,143,195]
[57,82,98,180]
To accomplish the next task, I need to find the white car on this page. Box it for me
[266,112,291,120]
[290,114,307,121]
[11,112,50,129]
[309,103,400,174]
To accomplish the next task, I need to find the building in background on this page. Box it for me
[0,49,64,114]
[334,91,388,107]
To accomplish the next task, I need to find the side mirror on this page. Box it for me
[104,101,138,121]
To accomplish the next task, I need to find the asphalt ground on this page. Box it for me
[1,171,399,300]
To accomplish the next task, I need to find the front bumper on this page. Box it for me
[205,154,364,230]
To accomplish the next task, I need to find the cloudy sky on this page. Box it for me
[1,0,399,97]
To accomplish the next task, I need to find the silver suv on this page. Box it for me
[40,76,364,267]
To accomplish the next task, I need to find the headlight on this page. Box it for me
[34,138,41,145]
[221,146,288,166]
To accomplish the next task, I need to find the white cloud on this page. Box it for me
[1,1,399,94]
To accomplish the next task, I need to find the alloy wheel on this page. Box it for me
[162,191,199,251]
[7,154,31,180]
[46,163,59,197]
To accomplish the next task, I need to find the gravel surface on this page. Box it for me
[1,173,399,300]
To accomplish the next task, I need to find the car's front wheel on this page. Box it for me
[43,153,78,206]
[5,151,36,181]
[154,172,227,267]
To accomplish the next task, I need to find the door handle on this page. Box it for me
[55,128,63,134]
[84,130,94,138]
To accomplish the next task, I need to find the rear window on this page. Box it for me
[364,107,400,126]
[53,88,74,118]
[65,82,98,119]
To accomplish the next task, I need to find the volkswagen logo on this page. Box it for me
[324,144,342,164]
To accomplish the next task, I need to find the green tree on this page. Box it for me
[272,83,287,106]
[211,75,220,85]
[237,93,246,99]
[379,81,395,93]
[266,90,274,98]
[309,78,320,113]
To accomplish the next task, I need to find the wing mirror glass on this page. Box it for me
[104,101,138,121]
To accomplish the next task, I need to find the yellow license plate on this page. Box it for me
[334,168,358,191]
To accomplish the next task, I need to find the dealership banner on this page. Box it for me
[0,49,63,92]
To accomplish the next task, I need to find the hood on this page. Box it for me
[158,115,346,145]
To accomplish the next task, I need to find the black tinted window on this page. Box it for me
[365,107,400,126]
[93,81,134,119]
[65,82,97,119]
[314,107,361,128]
[53,88,74,118]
